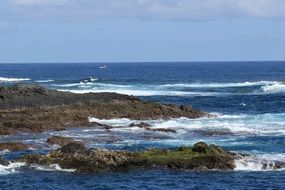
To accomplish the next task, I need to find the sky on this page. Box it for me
[0,0,285,63]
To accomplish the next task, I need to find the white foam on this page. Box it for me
[35,80,54,83]
[0,77,30,82]
[0,149,10,155]
[88,113,285,136]
[234,154,285,171]
[33,164,75,172]
[51,80,285,96]
[89,117,136,126]
[59,89,224,97]
[0,162,26,175]
[259,82,285,94]
[160,81,276,88]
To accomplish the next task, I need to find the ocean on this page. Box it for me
[0,61,285,189]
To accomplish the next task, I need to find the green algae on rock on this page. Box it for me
[23,142,236,173]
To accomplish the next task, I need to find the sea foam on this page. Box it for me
[0,77,30,82]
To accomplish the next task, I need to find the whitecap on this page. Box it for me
[234,154,285,171]
[0,77,30,82]
[0,162,26,175]
[35,79,54,83]
[259,82,285,94]
[88,113,285,136]
[50,80,284,96]
[32,164,75,172]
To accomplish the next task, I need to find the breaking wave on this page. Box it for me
[35,80,54,83]
[235,154,285,171]
[51,80,285,96]
[0,162,26,175]
[32,164,75,173]
[89,112,285,136]
[0,77,30,82]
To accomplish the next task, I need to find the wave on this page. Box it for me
[259,83,285,94]
[60,89,224,97]
[0,162,26,175]
[35,80,54,83]
[160,81,276,88]
[50,80,285,96]
[0,77,30,82]
[89,112,285,136]
[32,164,75,173]
[235,154,285,171]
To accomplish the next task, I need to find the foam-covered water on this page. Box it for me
[0,62,285,189]
[52,81,285,97]
[0,77,30,82]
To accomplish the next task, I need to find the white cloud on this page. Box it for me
[4,0,285,20]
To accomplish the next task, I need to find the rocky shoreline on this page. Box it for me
[0,85,209,135]
[0,85,284,173]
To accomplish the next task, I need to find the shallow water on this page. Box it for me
[0,62,285,189]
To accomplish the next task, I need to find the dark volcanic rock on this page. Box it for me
[0,85,208,135]
[0,156,8,166]
[60,142,86,154]
[129,122,176,133]
[151,128,177,133]
[24,142,235,173]
[0,142,31,152]
[47,136,76,146]
[129,122,151,129]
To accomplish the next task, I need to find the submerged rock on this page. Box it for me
[0,142,31,152]
[47,136,76,146]
[129,122,151,129]
[24,142,235,173]
[151,128,177,133]
[0,156,8,166]
[129,122,176,133]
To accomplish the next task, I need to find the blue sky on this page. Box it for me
[0,0,285,63]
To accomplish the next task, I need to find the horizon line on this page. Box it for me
[0,60,285,64]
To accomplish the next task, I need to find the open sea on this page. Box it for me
[0,61,285,189]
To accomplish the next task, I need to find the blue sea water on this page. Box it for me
[0,61,285,189]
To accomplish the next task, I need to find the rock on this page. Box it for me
[0,142,31,152]
[60,142,86,154]
[94,122,113,130]
[23,142,235,173]
[151,128,177,133]
[130,123,176,133]
[47,136,76,146]
[193,142,208,153]
[0,85,208,135]
[193,129,234,136]
[272,161,285,169]
[0,156,8,166]
[129,122,151,129]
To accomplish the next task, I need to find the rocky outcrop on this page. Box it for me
[129,122,177,133]
[0,142,31,152]
[0,85,208,135]
[47,136,77,146]
[23,142,236,173]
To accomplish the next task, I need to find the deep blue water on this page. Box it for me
[0,62,285,189]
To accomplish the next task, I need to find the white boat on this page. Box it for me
[99,65,107,69]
